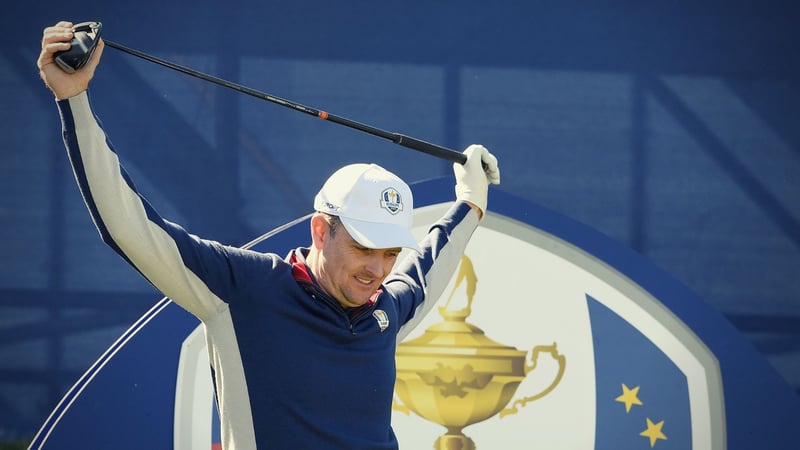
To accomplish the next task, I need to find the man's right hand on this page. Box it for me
[38,21,104,100]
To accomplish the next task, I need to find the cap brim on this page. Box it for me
[340,217,420,252]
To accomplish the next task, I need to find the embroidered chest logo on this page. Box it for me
[380,188,404,215]
[373,309,390,332]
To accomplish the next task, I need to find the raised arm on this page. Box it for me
[38,22,239,321]
[391,144,501,341]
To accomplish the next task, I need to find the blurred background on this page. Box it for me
[1,0,798,445]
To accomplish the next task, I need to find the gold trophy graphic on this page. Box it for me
[394,255,566,449]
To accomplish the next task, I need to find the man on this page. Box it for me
[38,21,500,449]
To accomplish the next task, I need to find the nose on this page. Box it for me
[363,253,385,278]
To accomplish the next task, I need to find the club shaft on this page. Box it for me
[103,40,467,165]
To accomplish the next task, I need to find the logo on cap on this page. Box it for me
[380,188,404,215]
[319,201,340,213]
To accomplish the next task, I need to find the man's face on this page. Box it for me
[315,219,401,309]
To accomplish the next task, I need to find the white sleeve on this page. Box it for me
[387,201,480,342]
[59,91,229,321]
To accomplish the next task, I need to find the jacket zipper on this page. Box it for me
[302,282,374,334]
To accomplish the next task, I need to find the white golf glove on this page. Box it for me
[453,144,500,216]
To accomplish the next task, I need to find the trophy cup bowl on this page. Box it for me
[395,307,562,450]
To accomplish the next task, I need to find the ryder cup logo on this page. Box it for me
[373,310,390,332]
[380,188,404,215]
[391,203,726,450]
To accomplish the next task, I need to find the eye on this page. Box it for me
[353,243,372,254]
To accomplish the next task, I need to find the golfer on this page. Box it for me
[38,21,500,449]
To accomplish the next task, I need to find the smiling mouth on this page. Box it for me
[355,276,373,285]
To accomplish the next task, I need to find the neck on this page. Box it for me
[304,247,322,281]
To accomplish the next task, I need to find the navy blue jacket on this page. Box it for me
[58,91,480,449]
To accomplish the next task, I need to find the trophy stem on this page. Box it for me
[433,428,476,450]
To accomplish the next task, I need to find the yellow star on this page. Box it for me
[640,418,667,447]
[615,383,643,413]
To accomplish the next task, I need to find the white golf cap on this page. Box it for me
[314,163,420,252]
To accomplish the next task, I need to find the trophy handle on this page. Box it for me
[499,343,566,418]
[392,394,412,416]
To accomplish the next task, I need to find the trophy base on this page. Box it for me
[434,433,476,450]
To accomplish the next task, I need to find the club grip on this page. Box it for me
[392,134,467,165]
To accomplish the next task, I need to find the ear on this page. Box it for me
[309,214,329,249]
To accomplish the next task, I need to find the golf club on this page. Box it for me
[55,21,469,165]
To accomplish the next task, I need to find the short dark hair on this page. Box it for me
[320,213,342,237]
